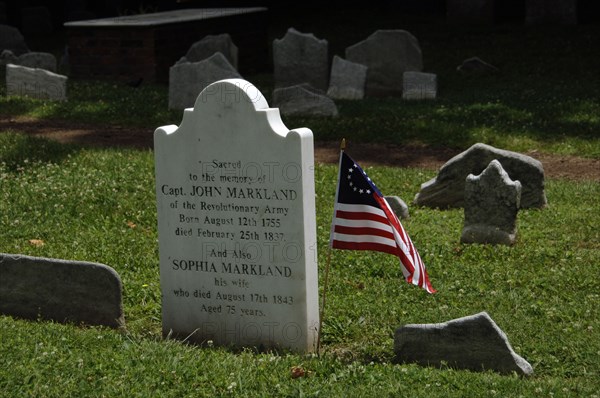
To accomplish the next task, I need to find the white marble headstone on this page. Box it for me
[154,79,319,352]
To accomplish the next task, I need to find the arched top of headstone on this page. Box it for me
[193,78,268,111]
[158,79,309,144]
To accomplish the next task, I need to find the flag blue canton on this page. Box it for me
[337,152,383,206]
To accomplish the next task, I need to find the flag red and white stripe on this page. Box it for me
[329,151,435,294]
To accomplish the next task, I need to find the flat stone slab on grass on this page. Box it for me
[6,63,67,101]
[414,143,546,209]
[394,312,533,375]
[0,253,124,328]
[273,83,338,117]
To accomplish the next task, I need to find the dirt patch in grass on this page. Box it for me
[1,116,598,182]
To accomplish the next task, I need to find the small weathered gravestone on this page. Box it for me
[402,71,437,100]
[273,28,329,91]
[6,63,67,101]
[168,52,241,110]
[0,24,29,55]
[394,312,533,375]
[10,52,57,72]
[384,196,410,220]
[461,160,521,245]
[272,83,338,117]
[326,55,367,100]
[0,253,124,328]
[181,33,238,70]
[346,30,423,97]
[414,143,546,209]
[155,79,319,352]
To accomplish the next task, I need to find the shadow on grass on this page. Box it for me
[0,132,77,171]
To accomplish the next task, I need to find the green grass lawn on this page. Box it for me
[1,11,599,397]
[0,132,598,397]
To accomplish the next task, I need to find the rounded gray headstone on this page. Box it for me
[0,253,124,328]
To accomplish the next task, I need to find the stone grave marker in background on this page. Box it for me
[272,83,338,117]
[273,27,329,91]
[346,30,422,97]
[414,143,546,209]
[0,253,124,328]
[6,64,67,101]
[8,52,57,72]
[168,52,241,110]
[384,196,410,220]
[403,71,437,100]
[327,55,367,100]
[155,79,319,352]
[181,33,238,69]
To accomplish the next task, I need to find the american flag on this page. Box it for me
[329,151,436,294]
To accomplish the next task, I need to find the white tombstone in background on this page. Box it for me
[154,79,319,352]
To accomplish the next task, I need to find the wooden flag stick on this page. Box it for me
[317,138,346,356]
[316,247,332,355]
